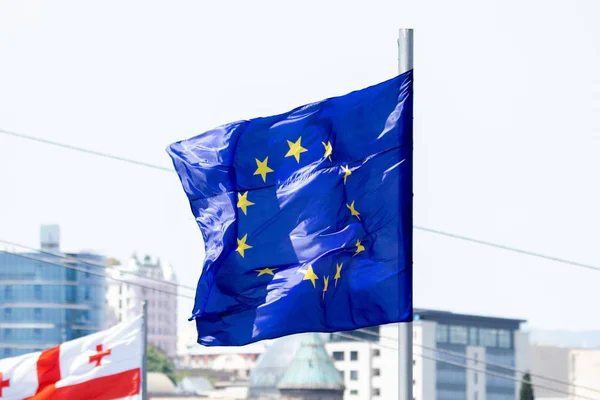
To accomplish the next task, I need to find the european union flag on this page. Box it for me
[167,71,413,346]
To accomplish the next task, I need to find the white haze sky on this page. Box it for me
[1,0,599,333]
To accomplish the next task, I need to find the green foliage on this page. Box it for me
[147,345,177,384]
[519,372,535,400]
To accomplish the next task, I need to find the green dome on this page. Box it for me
[248,333,342,399]
[277,333,344,390]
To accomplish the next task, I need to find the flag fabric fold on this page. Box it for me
[168,71,413,346]
[0,316,143,400]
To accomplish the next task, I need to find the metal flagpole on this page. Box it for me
[397,28,414,400]
[141,300,148,400]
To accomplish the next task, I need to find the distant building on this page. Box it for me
[530,345,600,399]
[0,225,107,358]
[248,333,343,400]
[326,308,529,400]
[106,254,178,358]
[277,333,344,400]
[177,340,267,379]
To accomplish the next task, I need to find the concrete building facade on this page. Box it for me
[326,309,528,400]
[106,254,178,358]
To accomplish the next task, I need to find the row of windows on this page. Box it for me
[332,350,359,361]
[0,255,106,282]
[436,324,512,348]
[437,389,467,400]
[2,285,103,303]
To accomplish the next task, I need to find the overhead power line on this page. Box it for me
[415,352,592,400]
[414,225,600,273]
[354,327,600,395]
[0,250,194,300]
[3,128,598,276]
[331,331,590,400]
[0,239,196,292]
[1,243,591,397]
[0,129,173,172]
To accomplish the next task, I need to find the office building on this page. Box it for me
[0,225,107,358]
[326,309,529,400]
[106,254,178,358]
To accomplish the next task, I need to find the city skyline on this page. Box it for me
[1,0,599,335]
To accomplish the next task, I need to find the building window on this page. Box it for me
[469,327,478,345]
[373,368,380,376]
[34,329,41,338]
[4,308,11,319]
[474,391,478,400]
[474,372,478,384]
[350,351,358,361]
[34,285,42,300]
[332,351,344,361]
[373,349,380,357]
[498,329,511,348]
[339,370,344,380]
[5,329,12,339]
[35,308,41,319]
[373,388,381,396]
[350,370,358,381]
[479,328,498,347]
[449,326,468,344]
[436,324,448,343]
[5,286,12,299]
[84,287,91,300]
[350,390,358,395]
[4,349,11,357]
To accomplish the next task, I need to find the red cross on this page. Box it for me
[88,344,111,367]
[0,373,9,397]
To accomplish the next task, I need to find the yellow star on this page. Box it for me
[237,191,255,215]
[341,165,352,185]
[236,234,252,258]
[302,265,319,288]
[255,267,277,277]
[285,137,308,163]
[253,157,274,183]
[323,275,329,299]
[334,263,343,287]
[322,141,333,161]
[346,201,360,220]
[354,240,365,256]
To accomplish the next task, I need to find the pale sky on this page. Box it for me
[1,0,599,333]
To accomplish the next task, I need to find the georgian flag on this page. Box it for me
[0,316,142,400]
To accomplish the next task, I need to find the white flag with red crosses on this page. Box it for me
[0,316,142,400]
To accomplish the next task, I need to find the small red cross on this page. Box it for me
[88,344,111,367]
[0,373,10,397]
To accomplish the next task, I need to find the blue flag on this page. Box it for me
[167,71,413,346]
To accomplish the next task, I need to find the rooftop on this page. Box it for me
[277,333,344,390]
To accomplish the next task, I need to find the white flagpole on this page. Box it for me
[398,28,414,400]
[141,300,148,400]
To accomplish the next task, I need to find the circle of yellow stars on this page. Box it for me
[232,135,366,300]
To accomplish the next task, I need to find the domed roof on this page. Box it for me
[248,334,309,399]
[248,333,341,399]
[278,333,344,390]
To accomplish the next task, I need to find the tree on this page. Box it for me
[519,372,535,400]
[147,345,177,384]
